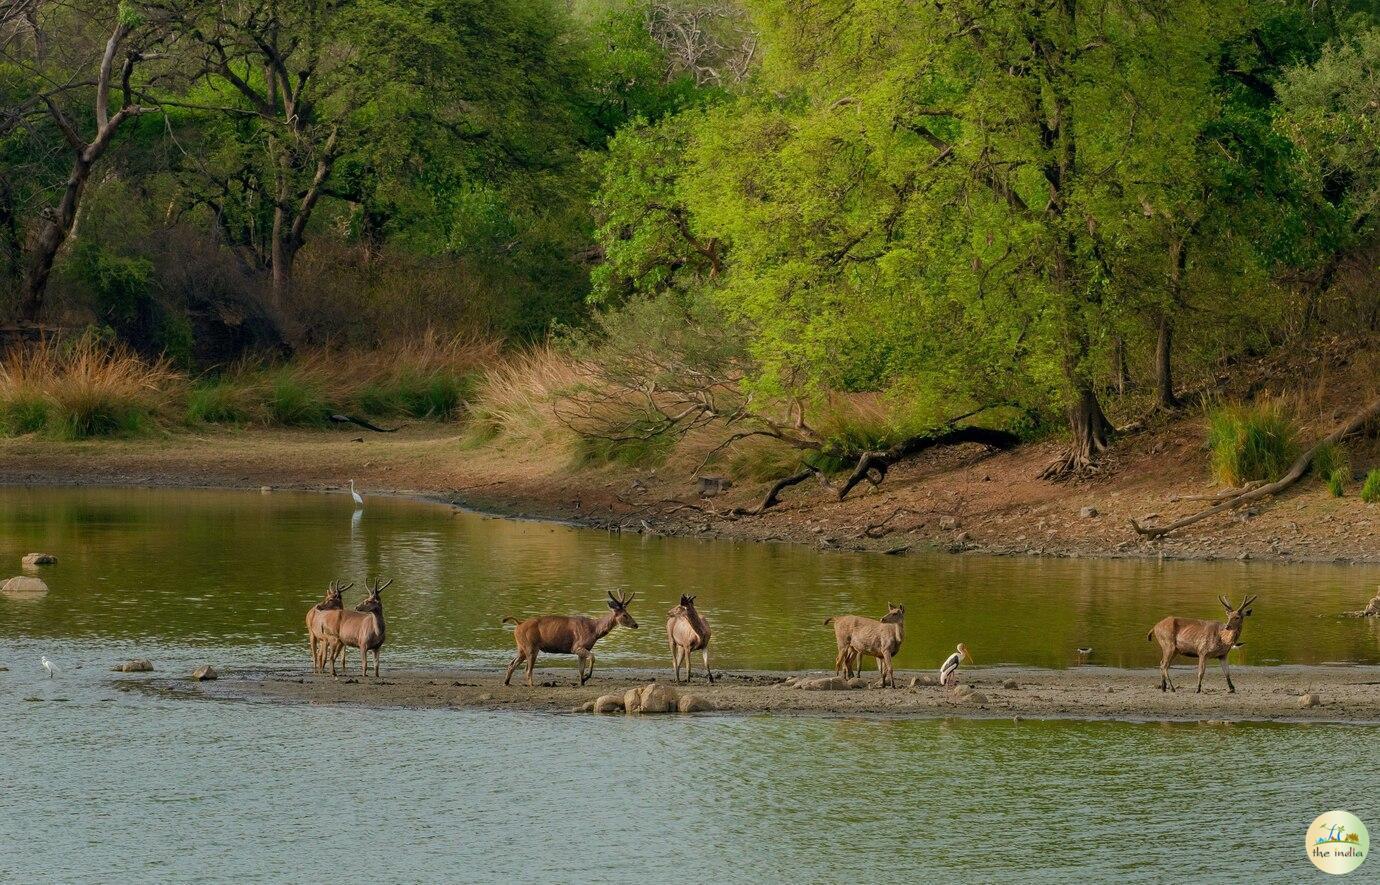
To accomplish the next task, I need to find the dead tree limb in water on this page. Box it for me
[1130,397,1380,539]
[836,426,1021,501]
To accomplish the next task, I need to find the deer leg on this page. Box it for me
[310,636,318,673]
[1195,656,1207,693]
[670,642,681,683]
[1159,650,1174,692]
[703,647,713,684]
[577,651,594,685]
[1220,656,1234,693]
[504,652,524,686]
[373,649,381,678]
[525,650,537,688]
[360,642,368,678]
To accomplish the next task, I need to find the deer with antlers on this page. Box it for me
[502,590,638,687]
[667,594,714,683]
[1147,594,1256,693]
[305,581,349,673]
[323,578,392,678]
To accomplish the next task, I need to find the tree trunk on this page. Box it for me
[1155,313,1177,410]
[1042,376,1112,479]
[1114,337,1131,395]
[21,154,93,320]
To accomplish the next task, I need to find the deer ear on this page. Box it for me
[1245,608,1252,616]
[608,599,619,610]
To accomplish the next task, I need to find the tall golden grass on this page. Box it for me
[466,344,593,449]
[0,335,179,438]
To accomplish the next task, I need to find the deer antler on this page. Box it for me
[373,578,393,593]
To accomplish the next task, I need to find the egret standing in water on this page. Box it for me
[939,643,972,686]
[349,479,364,508]
[41,655,57,678]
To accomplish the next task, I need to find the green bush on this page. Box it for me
[1327,467,1346,498]
[266,373,331,426]
[572,412,675,468]
[1362,469,1380,504]
[1312,441,1348,480]
[46,397,150,439]
[355,371,473,419]
[186,380,257,424]
[0,394,50,435]
[1206,401,1300,486]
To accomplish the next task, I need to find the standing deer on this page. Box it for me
[825,603,905,687]
[324,578,391,678]
[305,581,349,673]
[667,594,714,683]
[1147,594,1256,693]
[502,590,638,687]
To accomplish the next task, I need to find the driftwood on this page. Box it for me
[836,426,1021,501]
[726,467,826,517]
[1131,397,1380,539]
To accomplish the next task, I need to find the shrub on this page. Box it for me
[186,379,259,424]
[1327,467,1347,498]
[1312,441,1349,482]
[1362,469,1380,504]
[572,411,677,468]
[266,371,331,426]
[1206,401,1300,486]
[355,371,473,419]
[0,392,49,435]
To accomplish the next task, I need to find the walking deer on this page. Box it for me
[825,603,905,687]
[667,594,713,683]
[1147,594,1256,693]
[324,578,391,677]
[502,590,638,687]
[305,581,349,673]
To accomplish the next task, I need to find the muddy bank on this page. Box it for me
[121,664,1380,725]
[2,423,1380,564]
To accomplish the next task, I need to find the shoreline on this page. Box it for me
[122,664,1380,725]
[2,425,1379,565]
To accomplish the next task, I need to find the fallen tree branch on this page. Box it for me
[726,466,822,517]
[1167,480,1267,503]
[330,413,405,433]
[1131,397,1380,539]
[836,426,1021,500]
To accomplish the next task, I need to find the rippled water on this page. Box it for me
[2,487,1379,882]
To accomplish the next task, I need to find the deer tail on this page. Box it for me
[501,616,520,625]
[1146,628,1154,642]
[823,617,834,626]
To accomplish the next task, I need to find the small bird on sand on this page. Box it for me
[41,655,58,678]
[939,643,973,686]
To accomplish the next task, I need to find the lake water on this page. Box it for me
[2,487,1378,882]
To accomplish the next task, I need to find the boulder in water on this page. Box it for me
[190,665,218,681]
[678,695,714,713]
[623,687,644,714]
[638,682,680,714]
[1,576,48,596]
[112,660,154,673]
[593,695,623,714]
[21,553,56,567]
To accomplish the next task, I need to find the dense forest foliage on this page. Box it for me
[2,0,1378,473]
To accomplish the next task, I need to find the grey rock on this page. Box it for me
[638,682,680,714]
[190,665,217,681]
[112,659,154,673]
[1079,506,1099,518]
[623,687,644,713]
[1298,693,1321,708]
[21,553,57,567]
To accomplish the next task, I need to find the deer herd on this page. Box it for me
[305,580,1261,696]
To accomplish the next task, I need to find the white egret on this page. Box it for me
[349,479,364,508]
[939,643,972,686]
[41,655,58,678]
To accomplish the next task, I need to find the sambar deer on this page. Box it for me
[324,578,391,678]
[1147,594,1256,693]
[502,590,638,687]
[305,581,349,673]
[825,603,905,687]
[666,594,713,683]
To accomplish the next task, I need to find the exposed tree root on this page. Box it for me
[1167,481,1267,503]
[329,414,405,433]
[725,467,826,517]
[1130,397,1380,540]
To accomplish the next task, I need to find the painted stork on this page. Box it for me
[939,643,972,686]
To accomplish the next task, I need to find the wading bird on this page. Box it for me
[349,479,364,508]
[939,643,972,686]
[41,655,57,678]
